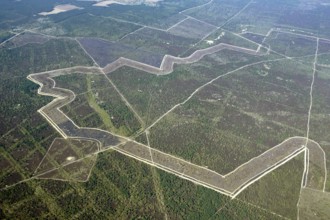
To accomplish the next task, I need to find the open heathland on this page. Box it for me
[39,13,141,41]
[149,58,312,174]
[0,150,290,219]
[238,154,305,219]
[308,66,330,191]
[107,49,266,126]
[298,188,330,220]
[0,38,93,136]
[183,0,251,26]
[55,73,142,136]
[1,0,330,218]
[167,17,216,39]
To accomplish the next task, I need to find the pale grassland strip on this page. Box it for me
[102,72,146,128]
[323,147,327,192]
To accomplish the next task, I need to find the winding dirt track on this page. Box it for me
[27,42,325,198]
[27,66,125,148]
[115,137,324,197]
[103,43,262,74]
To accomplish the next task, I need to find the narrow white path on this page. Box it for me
[297,37,320,220]
[306,37,319,141]
[0,32,23,47]
[179,0,214,14]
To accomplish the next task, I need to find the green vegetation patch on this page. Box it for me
[0,31,14,44]
[264,32,317,58]
[120,27,197,57]
[0,145,304,219]
[168,18,216,40]
[238,154,304,219]
[0,38,92,188]
[309,66,330,191]
[0,113,59,187]
[62,94,107,130]
[56,73,142,136]
[149,59,311,173]
[298,188,330,220]
[0,150,165,219]
[317,54,330,66]
[158,165,283,220]
[5,32,50,49]
[35,138,99,175]
[223,6,278,35]
[0,38,93,78]
[0,39,93,135]
[158,167,230,219]
[108,50,267,126]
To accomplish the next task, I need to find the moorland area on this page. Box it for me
[1,0,330,219]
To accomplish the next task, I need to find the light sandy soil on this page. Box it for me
[38,4,82,16]
[93,0,162,7]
